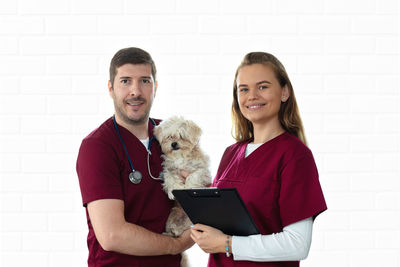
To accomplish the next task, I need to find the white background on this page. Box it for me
[0,0,399,266]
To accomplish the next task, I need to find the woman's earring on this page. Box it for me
[281,97,286,102]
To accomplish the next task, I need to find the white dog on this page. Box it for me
[154,116,211,237]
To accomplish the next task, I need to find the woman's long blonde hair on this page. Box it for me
[231,52,308,146]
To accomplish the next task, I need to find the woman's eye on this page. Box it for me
[239,88,248,92]
[259,86,268,90]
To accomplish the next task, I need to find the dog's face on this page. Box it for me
[154,116,202,156]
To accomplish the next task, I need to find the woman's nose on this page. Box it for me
[247,88,258,99]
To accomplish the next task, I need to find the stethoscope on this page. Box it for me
[112,115,163,184]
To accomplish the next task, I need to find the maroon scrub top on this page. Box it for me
[209,132,327,267]
[76,117,180,267]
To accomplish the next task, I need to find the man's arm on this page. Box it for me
[87,199,193,256]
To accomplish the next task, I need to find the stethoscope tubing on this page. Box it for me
[112,115,162,183]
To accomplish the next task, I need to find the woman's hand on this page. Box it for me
[190,224,228,254]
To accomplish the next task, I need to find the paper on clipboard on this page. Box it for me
[172,188,260,236]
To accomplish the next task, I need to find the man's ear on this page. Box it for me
[153,81,158,98]
[108,80,113,98]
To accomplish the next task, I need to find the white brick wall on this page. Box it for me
[1,1,399,267]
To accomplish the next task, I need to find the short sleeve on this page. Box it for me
[76,138,123,206]
[279,151,327,227]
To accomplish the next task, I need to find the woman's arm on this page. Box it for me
[232,217,313,261]
[191,217,313,262]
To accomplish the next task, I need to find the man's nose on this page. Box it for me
[129,80,141,96]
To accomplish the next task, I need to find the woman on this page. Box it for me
[190,52,327,267]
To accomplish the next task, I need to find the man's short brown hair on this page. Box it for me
[109,47,157,86]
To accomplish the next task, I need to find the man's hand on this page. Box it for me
[170,228,195,254]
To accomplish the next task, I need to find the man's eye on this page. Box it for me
[142,79,151,84]
[121,79,129,84]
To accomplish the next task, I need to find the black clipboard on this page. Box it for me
[172,188,260,236]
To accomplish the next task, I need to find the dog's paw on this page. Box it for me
[167,190,175,200]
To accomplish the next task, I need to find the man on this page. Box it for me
[76,47,193,266]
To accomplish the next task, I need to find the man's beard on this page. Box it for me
[113,97,152,126]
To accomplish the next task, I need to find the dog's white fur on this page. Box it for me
[154,116,211,238]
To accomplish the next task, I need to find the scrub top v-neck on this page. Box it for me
[210,132,327,267]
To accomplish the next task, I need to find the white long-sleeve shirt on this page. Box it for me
[231,143,314,261]
[232,217,313,261]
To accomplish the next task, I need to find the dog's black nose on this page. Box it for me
[171,142,179,150]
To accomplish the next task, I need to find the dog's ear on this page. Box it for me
[153,125,161,141]
[179,121,187,130]
[188,121,202,144]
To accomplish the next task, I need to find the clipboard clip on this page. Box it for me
[189,189,221,197]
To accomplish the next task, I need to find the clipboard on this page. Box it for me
[172,188,260,236]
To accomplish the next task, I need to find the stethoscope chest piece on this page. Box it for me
[129,170,142,184]
[113,115,163,185]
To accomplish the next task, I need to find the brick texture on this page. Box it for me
[1,1,399,267]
